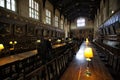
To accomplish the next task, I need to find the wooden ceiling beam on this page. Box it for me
[48,0,101,21]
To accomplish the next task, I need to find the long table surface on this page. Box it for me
[0,50,37,66]
[52,43,66,49]
[0,43,66,66]
[60,42,113,80]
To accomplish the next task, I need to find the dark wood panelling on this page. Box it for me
[97,10,120,49]
[0,22,11,37]
[0,8,65,57]
[14,24,26,37]
[0,42,76,80]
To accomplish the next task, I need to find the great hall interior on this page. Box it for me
[0,0,120,80]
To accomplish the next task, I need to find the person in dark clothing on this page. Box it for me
[44,37,52,61]
[44,37,52,51]
[37,38,46,64]
[37,37,52,64]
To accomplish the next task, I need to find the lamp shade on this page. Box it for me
[9,41,13,44]
[86,38,89,43]
[0,44,4,51]
[14,41,17,44]
[84,47,93,58]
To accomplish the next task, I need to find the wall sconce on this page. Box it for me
[48,39,51,42]
[36,39,41,49]
[9,41,17,50]
[68,38,72,41]
[36,40,41,43]
[57,39,61,43]
[0,44,4,51]
[112,10,114,14]
[84,47,93,77]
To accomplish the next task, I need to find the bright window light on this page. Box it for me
[77,18,85,27]
[0,0,5,7]
[0,0,16,11]
[29,0,39,19]
[46,9,51,24]
[55,16,58,27]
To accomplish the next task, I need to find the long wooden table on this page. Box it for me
[0,43,66,66]
[0,50,37,66]
[52,43,66,49]
[60,42,113,80]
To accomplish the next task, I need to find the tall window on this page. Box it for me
[55,16,58,27]
[0,0,16,11]
[29,0,39,19]
[61,20,64,29]
[0,0,4,7]
[77,18,85,27]
[46,9,51,24]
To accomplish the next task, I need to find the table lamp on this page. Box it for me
[84,47,93,60]
[84,47,93,77]
[0,44,4,51]
[85,38,89,46]
[9,41,17,50]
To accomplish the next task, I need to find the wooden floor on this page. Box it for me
[60,42,113,80]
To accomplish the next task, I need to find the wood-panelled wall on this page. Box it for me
[0,8,65,57]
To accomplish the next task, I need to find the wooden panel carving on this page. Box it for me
[14,24,25,36]
[109,25,115,35]
[114,21,120,35]
[43,29,47,37]
[106,27,110,35]
[36,29,43,36]
[27,24,35,36]
[53,31,55,37]
[48,30,52,37]
[0,22,11,37]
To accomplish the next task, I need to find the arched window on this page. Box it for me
[77,18,85,27]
